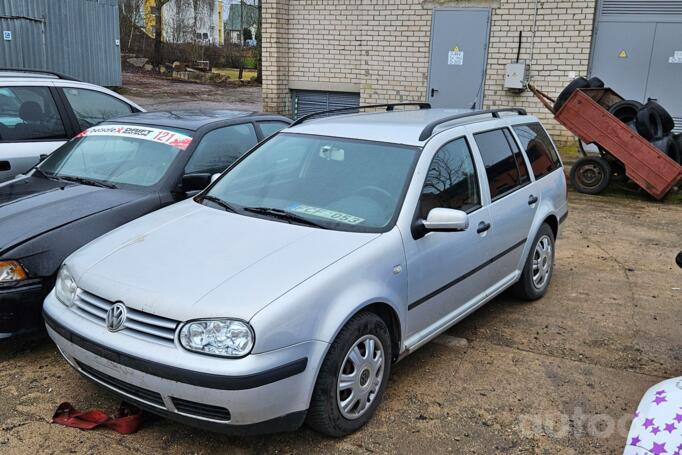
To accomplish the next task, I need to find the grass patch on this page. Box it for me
[212,67,257,81]
[558,143,581,163]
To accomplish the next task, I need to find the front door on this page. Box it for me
[427,9,491,109]
[404,136,493,340]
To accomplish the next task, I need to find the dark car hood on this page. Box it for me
[0,177,143,254]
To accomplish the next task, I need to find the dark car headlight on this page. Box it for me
[0,260,28,285]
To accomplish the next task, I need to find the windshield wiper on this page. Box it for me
[59,175,117,189]
[202,195,237,213]
[32,167,60,181]
[243,206,328,229]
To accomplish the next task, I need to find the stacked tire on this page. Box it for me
[608,98,681,164]
[557,76,682,195]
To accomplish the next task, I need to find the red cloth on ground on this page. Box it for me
[52,402,144,434]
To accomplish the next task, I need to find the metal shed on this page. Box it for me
[0,0,122,86]
[590,0,682,132]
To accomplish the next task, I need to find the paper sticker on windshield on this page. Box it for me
[75,125,193,150]
[289,204,365,225]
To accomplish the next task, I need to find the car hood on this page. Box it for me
[71,201,380,322]
[0,176,143,254]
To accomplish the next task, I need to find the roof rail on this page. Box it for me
[418,108,527,141]
[290,102,431,127]
[0,68,80,81]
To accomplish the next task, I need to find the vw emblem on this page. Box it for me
[105,303,127,332]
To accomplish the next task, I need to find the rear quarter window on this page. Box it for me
[512,123,562,179]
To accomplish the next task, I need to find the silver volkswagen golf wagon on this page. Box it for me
[44,105,568,436]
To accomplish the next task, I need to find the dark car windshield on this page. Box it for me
[205,133,419,232]
[38,125,193,187]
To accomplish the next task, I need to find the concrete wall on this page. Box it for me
[262,0,597,144]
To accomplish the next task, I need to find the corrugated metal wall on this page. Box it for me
[0,0,122,86]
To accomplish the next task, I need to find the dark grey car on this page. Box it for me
[0,110,290,338]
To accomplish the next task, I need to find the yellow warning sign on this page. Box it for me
[618,50,628,59]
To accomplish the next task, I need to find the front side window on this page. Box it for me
[205,133,419,232]
[185,123,258,175]
[0,86,66,141]
[63,88,134,130]
[38,125,192,187]
[513,123,562,179]
[474,128,527,200]
[419,138,480,219]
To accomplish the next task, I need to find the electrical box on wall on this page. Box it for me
[504,63,528,90]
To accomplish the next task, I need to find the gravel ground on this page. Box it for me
[1,74,681,453]
[121,72,262,112]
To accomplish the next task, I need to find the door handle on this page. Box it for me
[477,221,491,234]
[528,194,538,205]
[0,161,10,172]
[431,88,439,97]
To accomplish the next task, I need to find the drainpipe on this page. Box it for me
[527,0,540,84]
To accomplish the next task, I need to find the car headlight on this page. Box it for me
[0,260,28,284]
[179,319,254,358]
[55,266,77,306]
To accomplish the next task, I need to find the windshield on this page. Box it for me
[38,125,193,188]
[205,133,419,232]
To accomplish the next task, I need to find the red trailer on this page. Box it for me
[530,85,682,200]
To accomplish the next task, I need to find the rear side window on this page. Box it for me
[474,128,529,200]
[258,121,289,138]
[512,123,561,179]
[185,123,258,175]
[63,88,134,130]
[0,86,66,141]
[419,137,480,217]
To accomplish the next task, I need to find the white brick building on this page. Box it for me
[262,0,682,144]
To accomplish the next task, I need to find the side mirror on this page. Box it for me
[181,173,212,192]
[422,208,469,232]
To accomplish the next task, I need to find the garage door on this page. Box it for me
[590,0,682,132]
[291,90,360,120]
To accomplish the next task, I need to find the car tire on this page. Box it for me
[306,311,392,437]
[651,134,681,164]
[512,223,555,301]
[587,76,605,88]
[554,77,590,112]
[570,156,612,195]
[635,106,664,140]
[645,100,675,134]
[608,100,643,124]
[672,134,682,164]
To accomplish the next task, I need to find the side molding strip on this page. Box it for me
[407,238,527,311]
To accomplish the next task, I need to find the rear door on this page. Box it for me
[0,85,69,182]
[472,127,538,290]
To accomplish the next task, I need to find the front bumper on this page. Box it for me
[43,293,328,433]
[0,280,46,338]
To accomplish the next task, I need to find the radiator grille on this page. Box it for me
[71,289,179,345]
[172,397,231,422]
[78,361,165,407]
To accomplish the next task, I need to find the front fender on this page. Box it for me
[249,228,407,354]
